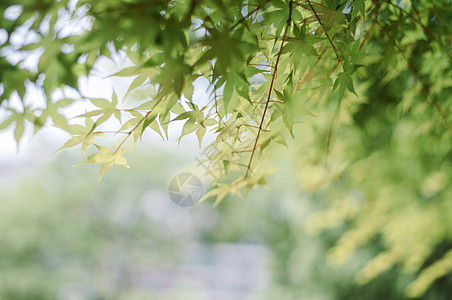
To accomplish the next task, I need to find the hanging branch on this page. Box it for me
[307,0,347,169]
[376,21,452,133]
[245,0,293,177]
[307,0,344,72]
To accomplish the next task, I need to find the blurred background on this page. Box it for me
[1,127,451,300]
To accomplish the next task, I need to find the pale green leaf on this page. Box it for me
[98,161,114,181]
[196,125,206,148]
[54,135,85,153]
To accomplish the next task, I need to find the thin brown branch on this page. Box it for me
[307,0,344,72]
[307,0,348,169]
[245,0,293,177]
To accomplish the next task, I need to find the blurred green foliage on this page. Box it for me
[1,147,451,299]
[0,150,195,299]
[207,148,452,299]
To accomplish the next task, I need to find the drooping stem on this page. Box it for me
[307,0,344,72]
[307,0,346,169]
[245,0,293,177]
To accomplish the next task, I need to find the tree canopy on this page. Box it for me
[1,0,451,298]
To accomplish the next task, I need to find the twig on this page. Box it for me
[307,0,347,169]
[245,0,293,177]
[307,0,344,72]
